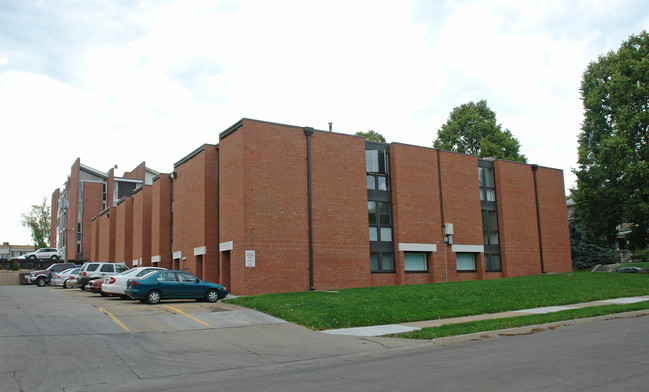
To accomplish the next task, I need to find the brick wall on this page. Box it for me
[114,197,133,265]
[390,143,443,284]
[50,188,59,248]
[495,161,544,277]
[133,185,152,267]
[82,181,104,261]
[310,129,370,290]
[97,208,115,262]
[536,166,572,273]
[66,159,80,261]
[439,151,483,282]
[151,175,172,269]
[173,145,218,281]
[219,126,245,294]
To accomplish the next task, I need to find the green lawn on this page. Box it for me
[224,272,649,331]
[396,301,649,339]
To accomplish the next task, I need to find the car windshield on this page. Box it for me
[119,269,139,276]
[136,268,161,277]
[61,268,74,274]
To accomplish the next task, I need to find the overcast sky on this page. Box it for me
[1,0,648,246]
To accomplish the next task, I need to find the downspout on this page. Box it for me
[304,127,315,290]
[169,172,175,270]
[437,149,448,282]
[531,165,545,274]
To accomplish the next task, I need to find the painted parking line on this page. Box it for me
[98,307,131,332]
[163,305,211,326]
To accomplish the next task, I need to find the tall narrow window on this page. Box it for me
[366,142,394,273]
[479,160,501,272]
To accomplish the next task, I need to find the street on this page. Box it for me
[1,285,648,391]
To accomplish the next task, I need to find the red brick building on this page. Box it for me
[53,118,571,295]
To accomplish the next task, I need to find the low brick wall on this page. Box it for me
[0,270,30,285]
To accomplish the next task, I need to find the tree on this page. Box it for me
[355,130,386,143]
[433,100,527,162]
[569,213,617,270]
[573,31,649,249]
[21,198,51,249]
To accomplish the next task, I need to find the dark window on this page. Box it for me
[366,150,390,190]
[479,167,496,202]
[368,201,392,242]
[371,252,394,272]
[100,264,113,272]
[485,254,501,272]
[479,161,502,272]
[86,263,99,272]
[482,210,499,245]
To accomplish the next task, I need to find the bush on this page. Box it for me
[632,249,649,262]
[571,242,617,270]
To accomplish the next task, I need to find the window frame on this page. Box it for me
[456,252,477,272]
[370,251,395,273]
[404,252,429,273]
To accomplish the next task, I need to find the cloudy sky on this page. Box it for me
[1,0,648,246]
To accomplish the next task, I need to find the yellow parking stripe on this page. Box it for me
[98,307,130,332]
[163,305,211,326]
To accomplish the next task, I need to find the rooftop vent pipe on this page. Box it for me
[328,122,332,132]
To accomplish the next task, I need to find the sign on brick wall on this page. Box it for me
[245,250,255,267]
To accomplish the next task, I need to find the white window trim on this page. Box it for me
[151,255,161,263]
[194,246,206,256]
[219,241,233,252]
[173,251,182,260]
[451,244,484,253]
[398,243,437,252]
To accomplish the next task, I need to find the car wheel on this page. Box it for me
[99,291,108,297]
[28,255,37,260]
[63,279,69,289]
[36,277,47,287]
[50,255,59,260]
[206,289,220,303]
[146,290,161,304]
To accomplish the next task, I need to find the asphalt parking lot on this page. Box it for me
[3,284,649,392]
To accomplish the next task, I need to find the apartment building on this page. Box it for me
[61,118,571,295]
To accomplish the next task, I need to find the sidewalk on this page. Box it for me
[321,295,649,337]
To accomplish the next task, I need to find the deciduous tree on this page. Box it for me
[21,198,50,249]
[573,31,649,249]
[433,100,526,162]
[355,130,386,143]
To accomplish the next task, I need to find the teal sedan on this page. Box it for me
[125,270,228,304]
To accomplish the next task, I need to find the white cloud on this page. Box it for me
[1,0,649,244]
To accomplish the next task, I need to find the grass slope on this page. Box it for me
[224,272,649,331]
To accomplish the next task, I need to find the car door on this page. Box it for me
[155,271,182,299]
[176,272,202,298]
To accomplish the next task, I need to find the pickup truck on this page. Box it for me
[28,262,78,287]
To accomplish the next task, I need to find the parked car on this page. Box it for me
[85,278,106,295]
[616,266,645,273]
[76,262,128,290]
[51,267,81,288]
[28,262,78,287]
[125,270,228,304]
[102,267,166,298]
[18,247,62,260]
